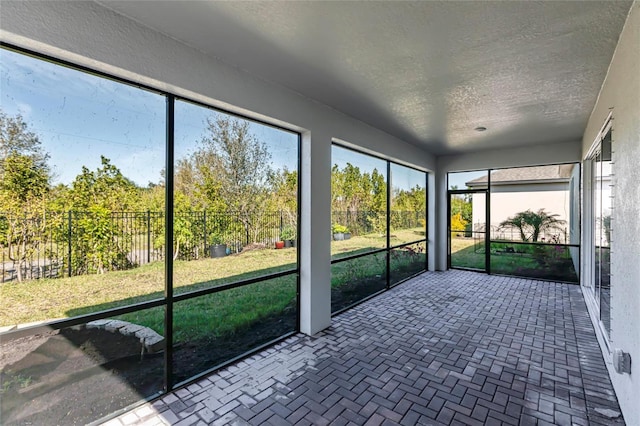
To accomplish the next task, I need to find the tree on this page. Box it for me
[331,163,389,235]
[67,156,138,211]
[499,209,566,242]
[0,110,49,172]
[392,185,426,213]
[63,156,139,274]
[199,115,274,241]
[369,169,387,213]
[269,167,298,224]
[450,213,468,240]
[0,111,51,281]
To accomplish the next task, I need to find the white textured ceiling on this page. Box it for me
[98,1,632,155]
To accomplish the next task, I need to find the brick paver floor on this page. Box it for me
[104,270,625,426]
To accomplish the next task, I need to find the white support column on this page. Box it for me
[434,168,449,271]
[427,172,437,271]
[299,130,332,335]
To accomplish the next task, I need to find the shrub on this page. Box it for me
[450,213,468,237]
[210,232,224,245]
[280,225,296,241]
[332,224,349,234]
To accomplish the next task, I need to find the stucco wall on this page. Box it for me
[471,184,572,241]
[581,3,639,424]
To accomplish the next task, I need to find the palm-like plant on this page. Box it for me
[499,209,565,242]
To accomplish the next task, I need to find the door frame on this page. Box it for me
[583,112,613,347]
[447,188,490,272]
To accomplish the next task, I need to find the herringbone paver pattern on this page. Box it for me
[104,271,624,426]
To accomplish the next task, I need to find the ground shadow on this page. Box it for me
[1,327,164,425]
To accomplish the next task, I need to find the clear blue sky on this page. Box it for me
[0,48,297,187]
[447,170,487,190]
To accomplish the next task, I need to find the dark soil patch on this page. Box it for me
[1,270,421,425]
[1,327,164,425]
[494,258,579,283]
[331,276,387,313]
[173,307,297,384]
[1,308,298,425]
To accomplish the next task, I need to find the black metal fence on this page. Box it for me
[1,209,426,283]
[332,210,425,236]
[0,210,292,283]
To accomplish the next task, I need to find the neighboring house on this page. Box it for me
[465,164,585,244]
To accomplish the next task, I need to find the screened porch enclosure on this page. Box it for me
[448,164,581,283]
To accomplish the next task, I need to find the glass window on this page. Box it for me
[448,170,488,190]
[447,164,581,282]
[449,192,486,271]
[595,130,612,335]
[1,47,303,421]
[173,275,297,383]
[331,252,387,313]
[390,164,426,246]
[330,144,428,313]
[488,165,579,282]
[0,47,166,323]
[173,100,299,295]
[390,241,426,286]
[0,307,164,425]
[331,145,388,258]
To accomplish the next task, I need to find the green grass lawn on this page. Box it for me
[1,228,426,330]
[0,246,297,327]
[450,237,578,282]
[116,274,298,341]
[450,236,485,270]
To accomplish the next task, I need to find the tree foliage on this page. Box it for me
[269,168,298,224]
[0,111,51,281]
[331,163,388,233]
[0,111,51,203]
[202,116,273,212]
[331,163,426,234]
[2,109,430,282]
[450,194,472,224]
[499,209,566,242]
[450,213,468,233]
[332,163,387,214]
[393,185,426,213]
[66,156,138,211]
[172,116,275,245]
[55,157,140,274]
[0,110,49,172]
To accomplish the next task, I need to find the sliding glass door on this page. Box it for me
[590,127,612,337]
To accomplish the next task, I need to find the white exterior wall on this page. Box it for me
[0,1,436,336]
[581,3,640,425]
[471,183,572,242]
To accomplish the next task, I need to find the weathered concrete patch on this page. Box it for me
[118,323,145,337]
[104,320,128,333]
[135,328,165,353]
[86,319,110,329]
